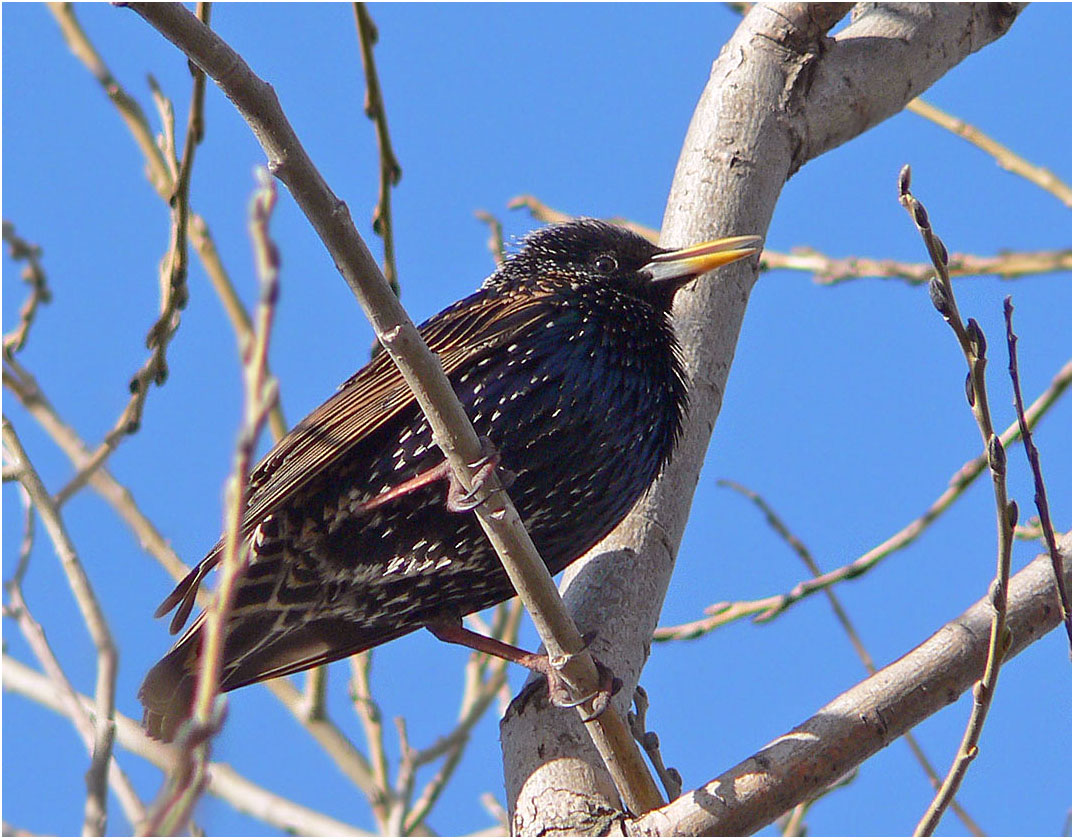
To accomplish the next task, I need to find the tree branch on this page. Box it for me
[627,538,1070,837]
[906,97,1072,207]
[897,166,1023,834]
[125,1,661,814]
[1004,302,1072,643]
[502,2,1026,831]
[2,655,373,837]
[2,418,120,835]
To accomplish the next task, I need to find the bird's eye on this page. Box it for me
[593,254,618,274]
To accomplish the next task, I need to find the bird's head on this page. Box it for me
[486,218,762,307]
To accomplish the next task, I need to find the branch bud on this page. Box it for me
[987,435,1006,473]
[928,276,951,317]
[966,318,987,359]
[912,199,930,231]
[898,164,912,197]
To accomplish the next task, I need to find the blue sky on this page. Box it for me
[2,3,1071,836]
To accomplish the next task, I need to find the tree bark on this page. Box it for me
[502,3,1026,834]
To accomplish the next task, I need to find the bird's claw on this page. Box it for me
[447,437,515,512]
[544,654,620,723]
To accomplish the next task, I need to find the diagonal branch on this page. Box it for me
[125,0,661,814]
[715,480,984,836]
[652,356,1071,640]
[353,2,403,297]
[3,655,373,837]
[906,97,1072,207]
[629,539,1070,837]
[2,418,120,835]
[898,167,1018,835]
[1004,301,1072,643]
[47,2,288,444]
[2,222,52,356]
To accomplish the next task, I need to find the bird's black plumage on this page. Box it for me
[140,219,760,740]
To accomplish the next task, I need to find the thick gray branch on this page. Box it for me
[502,2,1024,833]
[628,537,1070,836]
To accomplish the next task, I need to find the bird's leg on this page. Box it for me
[351,438,514,516]
[350,461,453,515]
[426,616,618,722]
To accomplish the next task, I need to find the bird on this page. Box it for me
[140,218,762,740]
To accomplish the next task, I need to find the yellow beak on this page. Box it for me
[644,234,763,283]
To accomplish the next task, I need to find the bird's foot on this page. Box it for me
[538,654,621,723]
[426,617,619,722]
[446,437,515,512]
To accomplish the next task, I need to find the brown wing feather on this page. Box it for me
[155,289,553,631]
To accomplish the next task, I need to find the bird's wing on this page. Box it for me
[156,288,554,633]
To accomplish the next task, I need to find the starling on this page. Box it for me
[140,219,761,740]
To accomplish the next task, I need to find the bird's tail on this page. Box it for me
[139,634,201,741]
[140,609,417,741]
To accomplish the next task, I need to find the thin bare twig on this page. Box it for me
[627,685,682,802]
[349,653,393,832]
[907,97,1072,207]
[145,172,282,835]
[899,164,1016,837]
[47,2,288,443]
[179,3,210,191]
[47,2,172,193]
[508,194,658,241]
[780,801,808,837]
[300,666,329,724]
[199,170,282,732]
[2,222,52,356]
[479,793,509,835]
[2,418,120,835]
[474,210,506,266]
[51,63,202,507]
[3,656,372,837]
[388,718,416,836]
[2,500,146,831]
[762,246,1071,286]
[1004,299,1071,644]
[718,480,984,836]
[353,2,403,296]
[778,771,859,837]
[653,358,1071,641]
